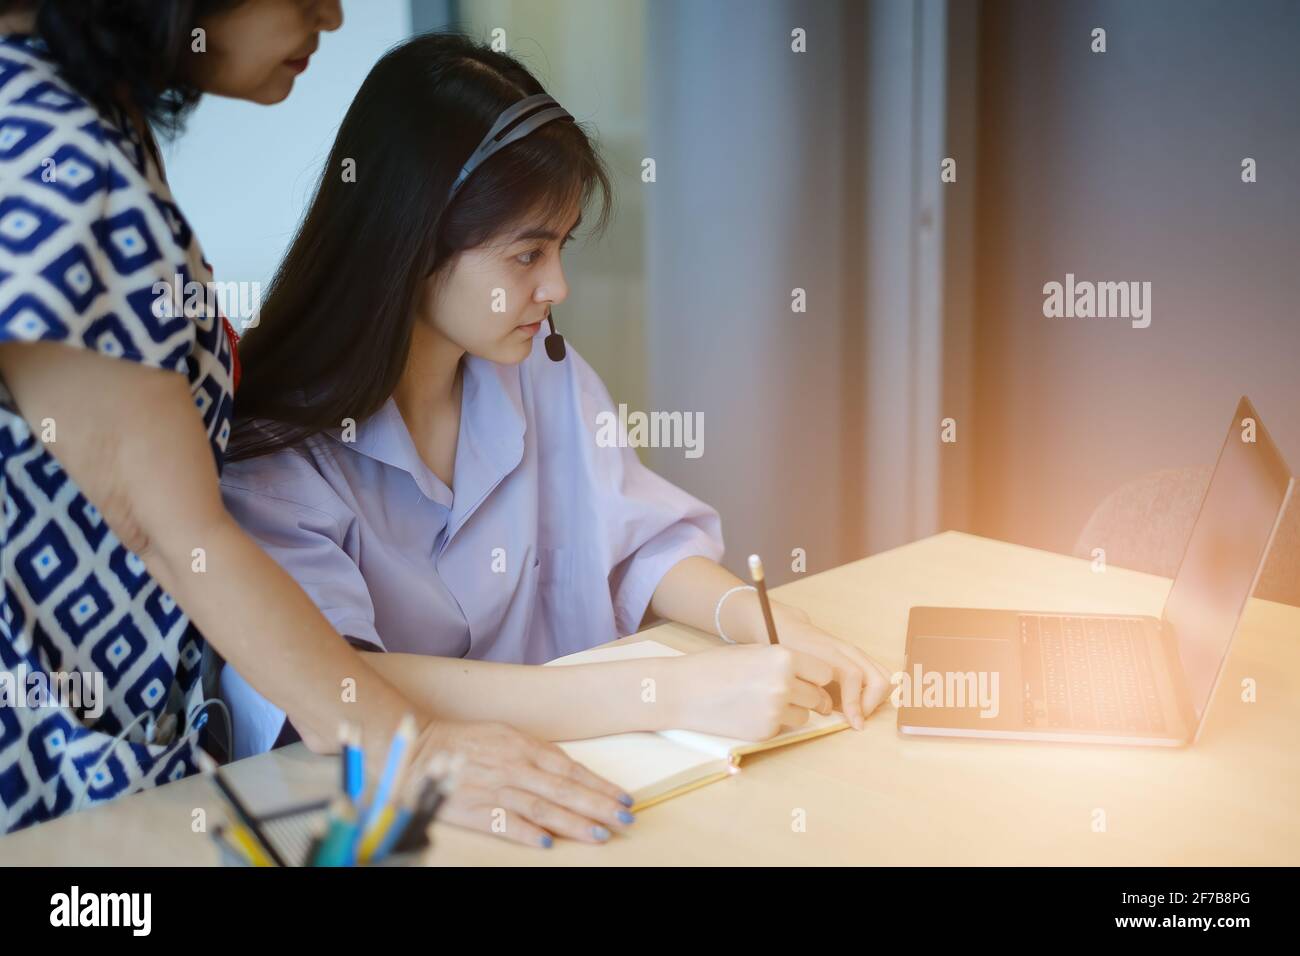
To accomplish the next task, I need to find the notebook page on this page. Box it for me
[555,733,722,796]
[545,639,685,666]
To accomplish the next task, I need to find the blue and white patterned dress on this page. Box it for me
[0,34,233,832]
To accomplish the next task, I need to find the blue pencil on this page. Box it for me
[340,722,363,804]
[353,714,416,862]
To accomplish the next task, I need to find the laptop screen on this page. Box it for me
[1162,397,1293,722]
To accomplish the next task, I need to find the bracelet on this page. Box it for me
[714,585,757,644]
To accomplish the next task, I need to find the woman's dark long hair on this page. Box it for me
[0,0,243,135]
[226,31,614,463]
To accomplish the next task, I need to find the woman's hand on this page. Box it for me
[770,609,892,729]
[669,644,835,740]
[420,720,637,848]
[726,595,891,730]
[648,558,892,731]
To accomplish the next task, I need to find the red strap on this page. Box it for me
[222,316,241,393]
[204,257,241,394]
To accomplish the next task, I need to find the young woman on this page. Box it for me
[221,33,892,785]
[0,0,633,848]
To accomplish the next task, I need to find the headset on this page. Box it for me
[444,92,574,362]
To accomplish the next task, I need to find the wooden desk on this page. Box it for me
[3,531,1297,865]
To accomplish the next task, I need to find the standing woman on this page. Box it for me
[0,0,632,846]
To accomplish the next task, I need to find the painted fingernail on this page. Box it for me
[617,810,635,825]
[539,834,553,848]
[618,792,634,807]
[592,825,611,841]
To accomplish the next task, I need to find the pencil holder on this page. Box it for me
[212,799,430,867]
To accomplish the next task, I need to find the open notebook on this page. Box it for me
[545,639,849,810]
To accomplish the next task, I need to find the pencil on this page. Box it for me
[226,823,275,867]
[340,721,363,804]
[747,554,780,645]
[391,755,455,855]
[211,825,258,867]
[365,805,412,864]
[312,797,360,867]
[213,769,288,867]
[354,714,417,860]
[357,805,399,863]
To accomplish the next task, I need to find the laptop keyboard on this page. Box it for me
[1020,615,1166,733]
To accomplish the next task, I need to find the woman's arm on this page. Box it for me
[0,341,416,756]
[0,341,643,845]
[362,640,837,743]
[361,653,682,740]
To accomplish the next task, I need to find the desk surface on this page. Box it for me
[4,531,1297,866]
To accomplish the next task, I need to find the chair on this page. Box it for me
[1073,466,1299,608]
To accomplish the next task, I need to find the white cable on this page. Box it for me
[71,695,232,813]
[72,709,153,814]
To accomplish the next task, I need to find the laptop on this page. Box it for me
[897,396,1294,747]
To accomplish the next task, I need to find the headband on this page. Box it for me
[446,92,575,207]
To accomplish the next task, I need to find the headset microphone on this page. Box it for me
[544,309,566,362]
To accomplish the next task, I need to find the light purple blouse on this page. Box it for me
[218,338,724,758]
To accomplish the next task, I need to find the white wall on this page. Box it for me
[970,0,1300,555]
[162,0,412,314]
[645,0,864,585]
